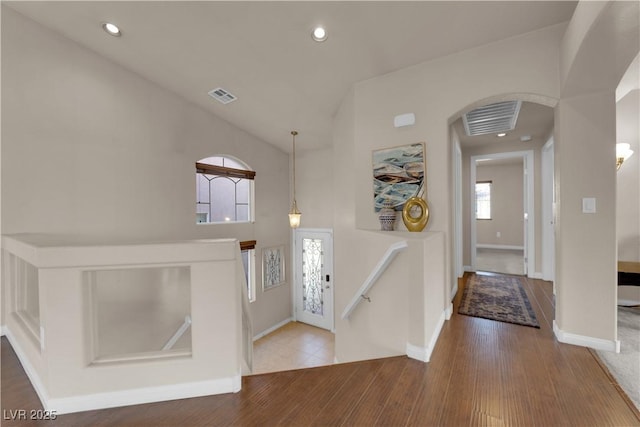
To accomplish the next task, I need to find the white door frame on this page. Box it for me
[452,136,463,300]
[541,137,556,285]
[292,228,334,332]
[470,150,535,277]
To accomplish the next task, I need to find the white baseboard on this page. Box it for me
[1,325,6,336]
[463,266,541,279]
[406,309,447,363]
[253,317,293,341]
[6,325,241,415]
[406,342,428,362]
[49,375,240,415]
[476,244,524,250]
[444,302,454,320]
[4,327,51,411]
[553,320,620,353]
[425,310,447,360]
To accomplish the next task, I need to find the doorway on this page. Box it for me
[451,99,555,283]
[541,137,555,285]
[470,151,534,276]
[294,229,334,331]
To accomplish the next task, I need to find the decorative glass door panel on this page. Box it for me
[302,238,324,316]
[295,230,333,331]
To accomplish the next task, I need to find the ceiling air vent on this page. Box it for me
[208,87,237,105]
[462,100,522,136]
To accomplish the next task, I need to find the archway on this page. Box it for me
[448,94,557,301]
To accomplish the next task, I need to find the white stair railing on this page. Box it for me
[341,240,408,320]
[162,315,192,351]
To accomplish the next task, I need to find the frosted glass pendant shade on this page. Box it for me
[289,200,301,228]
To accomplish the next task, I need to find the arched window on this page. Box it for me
[196,156,255,224]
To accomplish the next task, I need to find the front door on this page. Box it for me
[294,229,333,331]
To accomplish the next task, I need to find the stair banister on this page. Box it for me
[341,240,409,320]
[162,316,192,351]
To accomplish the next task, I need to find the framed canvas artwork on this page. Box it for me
[372,142,425,212]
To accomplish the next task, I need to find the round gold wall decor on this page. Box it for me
[402,197,429,232]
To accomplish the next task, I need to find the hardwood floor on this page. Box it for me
[2,274,639,426]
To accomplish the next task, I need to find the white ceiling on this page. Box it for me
[5,1,577,152]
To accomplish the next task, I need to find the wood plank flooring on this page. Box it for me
[2,274,639,426]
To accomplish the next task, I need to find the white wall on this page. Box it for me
[334,230,445,364]
[350,25,563,306]
[0,8,291,335]
[331,1,638,354]
[476,162,524,247]
[616,89,640,262]
[554,92,617,341]
[330,25,563,362]
[616,89,640,305]
[553,0,639,346]
[293,148,334,230]
[2,236,243,413]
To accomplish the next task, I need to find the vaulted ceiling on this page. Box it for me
[5,1,578,152]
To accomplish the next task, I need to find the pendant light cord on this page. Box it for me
[291,131,298,202]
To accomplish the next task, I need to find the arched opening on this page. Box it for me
[195,155,255,224]
[449,95,557,299]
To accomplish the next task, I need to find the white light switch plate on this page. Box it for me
[582,197,596,214]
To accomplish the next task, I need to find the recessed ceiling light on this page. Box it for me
[497,133,507,137]
[520,135,532,142]
[102,22,122,37]
[311,26,328,42]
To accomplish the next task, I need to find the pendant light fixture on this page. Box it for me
[289,131,302,228]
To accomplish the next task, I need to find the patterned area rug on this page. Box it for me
[458,274,540,328]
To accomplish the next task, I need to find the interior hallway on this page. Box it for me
[2,274,638,426]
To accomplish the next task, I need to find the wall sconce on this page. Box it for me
[289,131,301,228]
[616,143,634,171]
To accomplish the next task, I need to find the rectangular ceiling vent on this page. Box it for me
[208,87,237,105]
[462,100,522,136]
